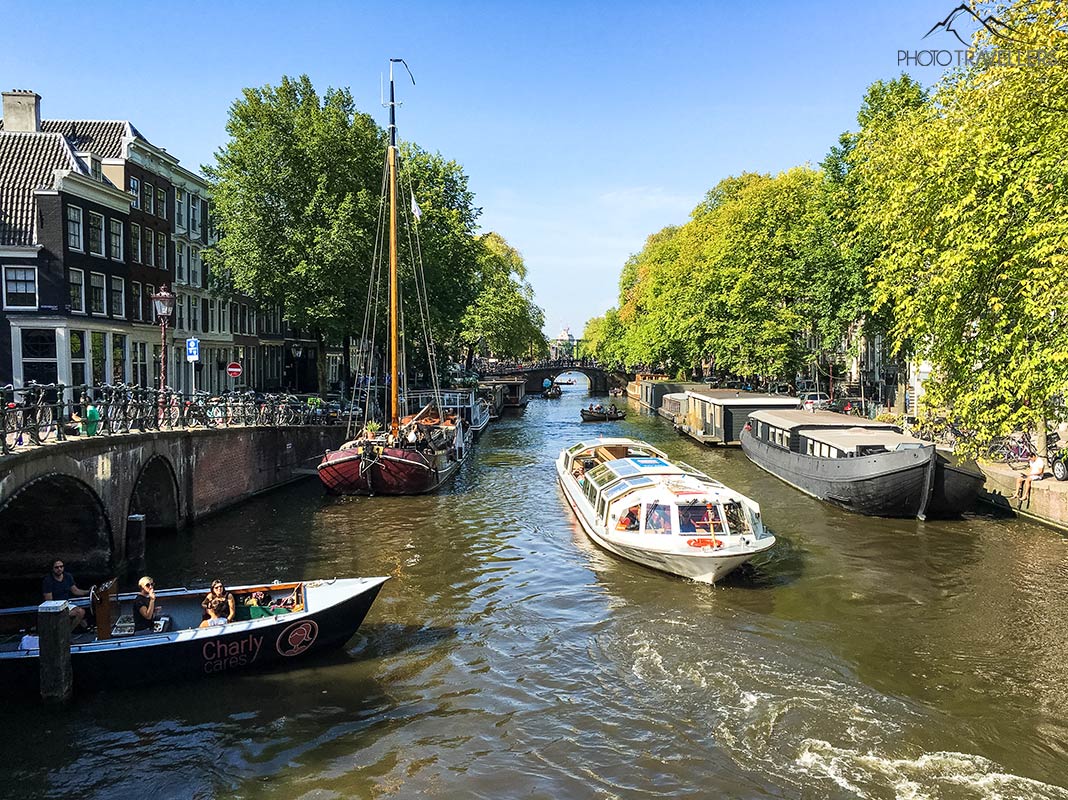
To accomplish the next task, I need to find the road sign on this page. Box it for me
[226,362,243,379]
[186,337,200,362]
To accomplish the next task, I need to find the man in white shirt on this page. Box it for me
[1014,453,1047,501]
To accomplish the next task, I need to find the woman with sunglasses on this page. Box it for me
[132,576,159,632]
[200,579,236,628]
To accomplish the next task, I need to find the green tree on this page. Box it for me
[854,1,1068,450]
[205,75,385,393]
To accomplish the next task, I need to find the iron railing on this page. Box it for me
[1,382,346,457]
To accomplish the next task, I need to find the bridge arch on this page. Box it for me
[127,454,180,534]
[0,473,112,579]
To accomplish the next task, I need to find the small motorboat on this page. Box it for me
[556,437,775,582]
[558,379,575,385]
[0,577,388,693]
[580,406,626,422]
[543,385,562,399]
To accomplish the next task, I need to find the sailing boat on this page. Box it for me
[318,60,472,495]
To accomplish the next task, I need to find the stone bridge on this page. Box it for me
[485,361,629,394]
[0,426,343,581]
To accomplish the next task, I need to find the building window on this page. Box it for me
[66,206,83,251]
[3,266,37,309]
[190,194,200,236]
[70,330,86,386]
[156,232,166,270]
[90,272,106,314]
[132,341,148,387]
[176,243,185,283]
[189,294,199,332]
[209,299,216,333]
[145,229,155,267]
[131,281,142,321]
[190,247,200,287]
[110,277,125,318]
[131,223,141,263]
[146,284,156,323]
[142,182,154,215]
[175,188,186,229]
[129,176,141,209]
[69,268,85,313]
[112,333,127,383]
[156,187,166,219]
[176,292,184,329]
[109,219,124,261]
[21,329,58,385]
[88,212,105,257]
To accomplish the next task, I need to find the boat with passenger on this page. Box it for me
[556,437,775,582]
[580,404,626,422]
[0,576,388,692]
[740,408,982,518]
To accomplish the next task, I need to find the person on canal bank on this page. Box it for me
[42,559,90,630]
[133,576,160,633]
[1014,453,1047,502]
[71,394,100,437]
[200,579,236,627]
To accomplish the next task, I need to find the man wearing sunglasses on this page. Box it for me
[42,560,90,630]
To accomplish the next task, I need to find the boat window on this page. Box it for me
[644,503,672,534]
[722,501,750,534]
[678,503,722,533]
[587,463,614,488]
[611,460,641,478]
[896,442,925,451]
[616,505,641,531]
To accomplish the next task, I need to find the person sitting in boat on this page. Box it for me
[200,579,236,627]
[133,576,160,633]
[645,504,671,533]
[616,506,641,531]
[698,503,722,533]
[42,559,90,630]
[594,403,604,412]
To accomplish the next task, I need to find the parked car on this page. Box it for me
[826,396,867,416]
[767,382,794,396]
[800,392,831,411]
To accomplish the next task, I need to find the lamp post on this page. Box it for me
[151,285,175,410]
[291,343,303,394]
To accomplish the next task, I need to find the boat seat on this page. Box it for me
[112,614,171,636]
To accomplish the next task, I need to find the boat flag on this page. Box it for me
[411,193,422,221]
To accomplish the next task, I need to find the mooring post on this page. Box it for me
[38,600,72,703]
[127,513,147,570]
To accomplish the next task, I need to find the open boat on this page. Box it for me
[318,60,471,495]
[580,406,626,422]
[543,385,562,399]
[556,437,775,582]
[740,408,982,518]
[0,577,388,692]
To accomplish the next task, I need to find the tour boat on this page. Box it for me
[0,577,388,693]
[556,437,775,582]
[740,408,982,518]
[580,406,626,422]
[318,60,470,495]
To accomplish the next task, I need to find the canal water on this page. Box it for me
[5,376,1068,799]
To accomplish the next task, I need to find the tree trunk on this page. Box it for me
[1036,416,1048,459]
[316,330,328,397]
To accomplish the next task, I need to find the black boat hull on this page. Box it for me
[741,429,937,517]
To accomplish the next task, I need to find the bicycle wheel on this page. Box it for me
[37,406,55,441]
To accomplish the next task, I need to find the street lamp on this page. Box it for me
[291,343,303,393]
[151,285,175,402]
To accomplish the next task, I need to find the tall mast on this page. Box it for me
[388,61,399,437]
[386,58,413,439]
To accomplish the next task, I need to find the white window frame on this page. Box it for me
[176,243,186,284]
[145,229,155,267]
[175,187,186,231]
[131,280,142,321]
[156,231,166,270]
[143,182,154,215]
[89,272,106,315]
[66,205,84,252]
[3,265,38,310]
[190,247,200,287]
[156,186,167,220]
[69,267,85,314]
[146,284,156,323]
[87,211,105,257]
[129,176,141,209]
[109,218,124,262]
[110,276,126,319]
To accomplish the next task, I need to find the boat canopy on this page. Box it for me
[685,389,801,407]
[748,408,900,432]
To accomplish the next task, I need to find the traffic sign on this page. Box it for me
[226,362,243,378]
[186,337,200,362]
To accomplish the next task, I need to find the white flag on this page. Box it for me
[410,193,422,221]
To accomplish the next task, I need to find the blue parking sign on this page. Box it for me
[186,337,200,362]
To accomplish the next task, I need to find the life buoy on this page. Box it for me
[686,537,722,549]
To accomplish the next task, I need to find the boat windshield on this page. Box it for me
[678,503,723,534]
[722,501,750,534]
[644,502,673,534]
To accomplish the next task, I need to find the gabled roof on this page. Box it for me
[0,119,149,159]
[0,131,87,246]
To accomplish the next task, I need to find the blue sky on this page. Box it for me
[1,0,960,339]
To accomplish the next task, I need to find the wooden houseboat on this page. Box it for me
[679,389,800,446]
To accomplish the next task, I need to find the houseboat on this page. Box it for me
[679,389,800,446]
[556,437,776,582]
[740,408,982,518]
[496,377,529,410]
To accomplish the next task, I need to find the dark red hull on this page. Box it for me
[318,444,460,495]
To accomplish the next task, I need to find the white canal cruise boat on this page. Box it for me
[556,437,775,583]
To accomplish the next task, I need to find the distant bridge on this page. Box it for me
[0,426,341,581]
[480,360,629,394]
